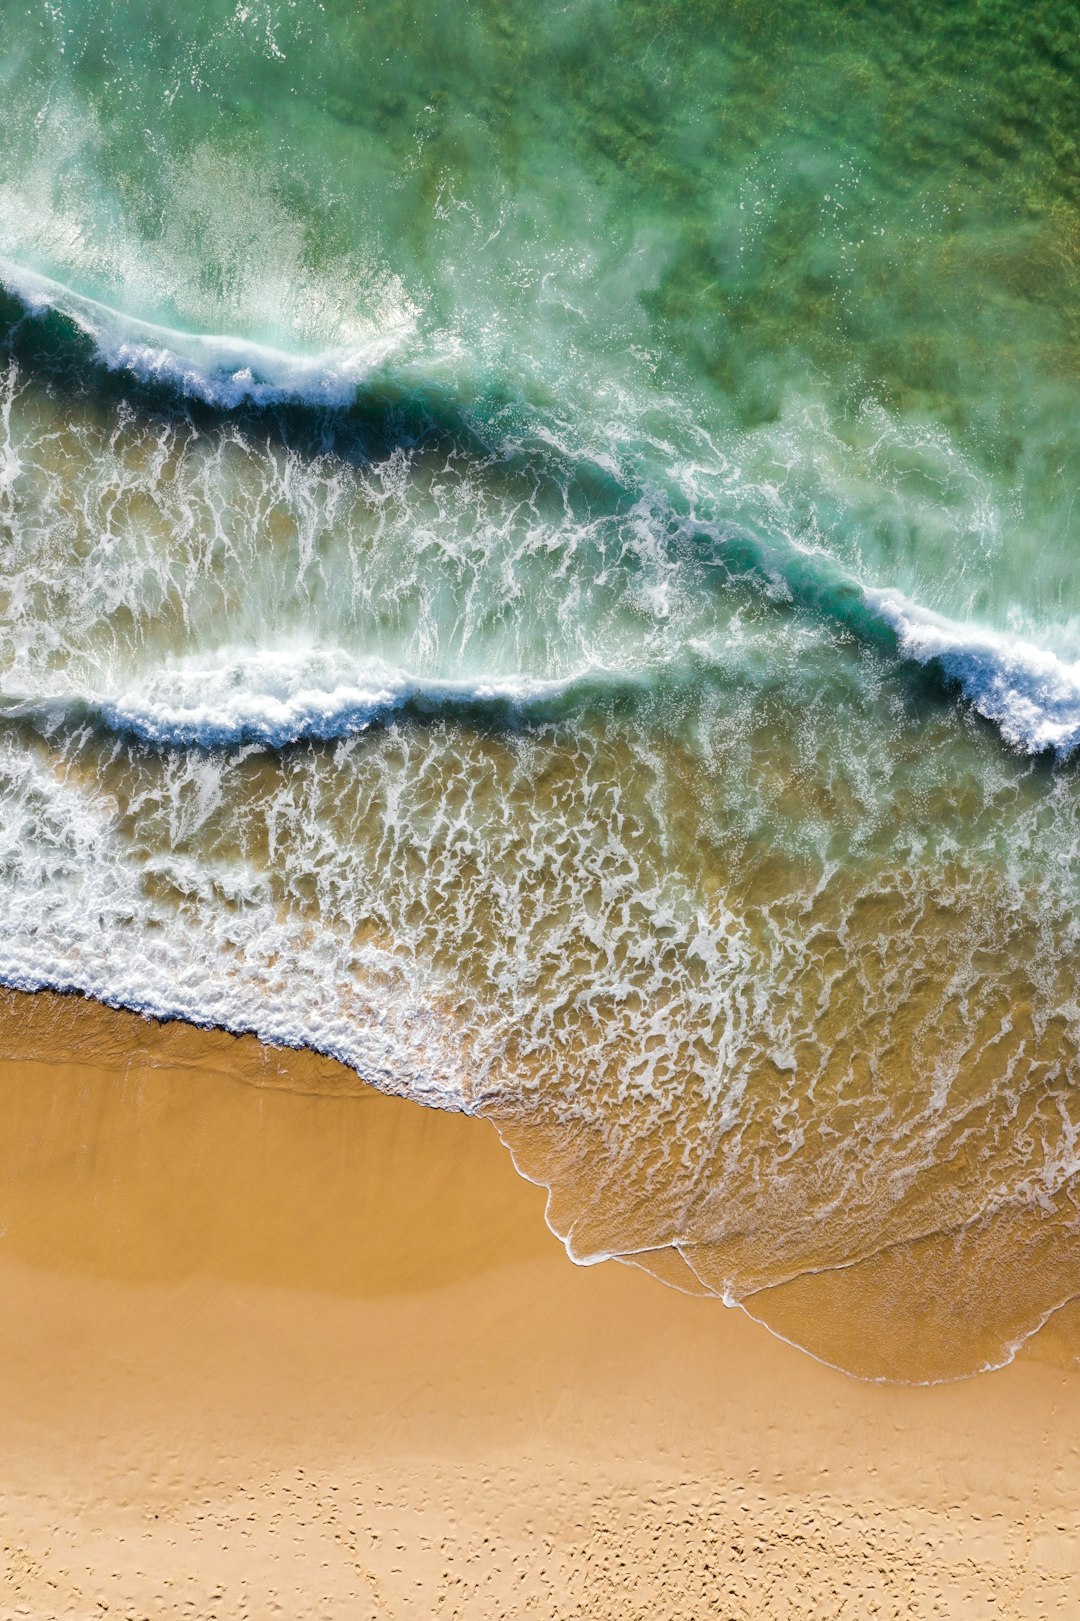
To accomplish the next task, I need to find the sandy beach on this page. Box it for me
[0,988,1075,1618]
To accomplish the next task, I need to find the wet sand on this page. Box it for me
[1,989,1079,1619]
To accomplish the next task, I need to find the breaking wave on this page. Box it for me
[1,649,649,748]
[868,588,1080,759]
[3,591,1079,760]
[0,259,411,409]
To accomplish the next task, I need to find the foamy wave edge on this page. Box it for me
[867,587,1080,758]
[5,596,1080,756]
[0,258,411,408]
[1,648,646,748]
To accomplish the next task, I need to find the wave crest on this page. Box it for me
[869,589,1080,758]
[3,649,638,748]
[0,259,411,408]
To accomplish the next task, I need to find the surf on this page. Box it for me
[0,649,645,748]
[4,591,1080,762]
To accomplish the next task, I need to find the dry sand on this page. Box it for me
[1,988,1079,1619]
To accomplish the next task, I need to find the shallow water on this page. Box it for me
[2,0,1080,1378]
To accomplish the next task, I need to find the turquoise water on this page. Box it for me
[3,0,1080,1377]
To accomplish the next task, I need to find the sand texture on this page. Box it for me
[0,989,1079,1619]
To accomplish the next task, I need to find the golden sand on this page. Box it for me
[1,988,1079,1618]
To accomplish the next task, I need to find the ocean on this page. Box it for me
[2,0,1080,1379]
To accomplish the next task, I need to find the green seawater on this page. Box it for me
[3,0,1080,1378]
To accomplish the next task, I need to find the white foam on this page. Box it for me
[4,648,628,748]
[867,587,1080,757]
[0,258,411,407]
[0,737,472,1109]
[107,649,600,746]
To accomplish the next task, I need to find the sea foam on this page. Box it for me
[0,736,474,1109]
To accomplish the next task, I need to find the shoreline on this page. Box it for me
[1,986,1079,1616]
[5,983,1079,1381]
